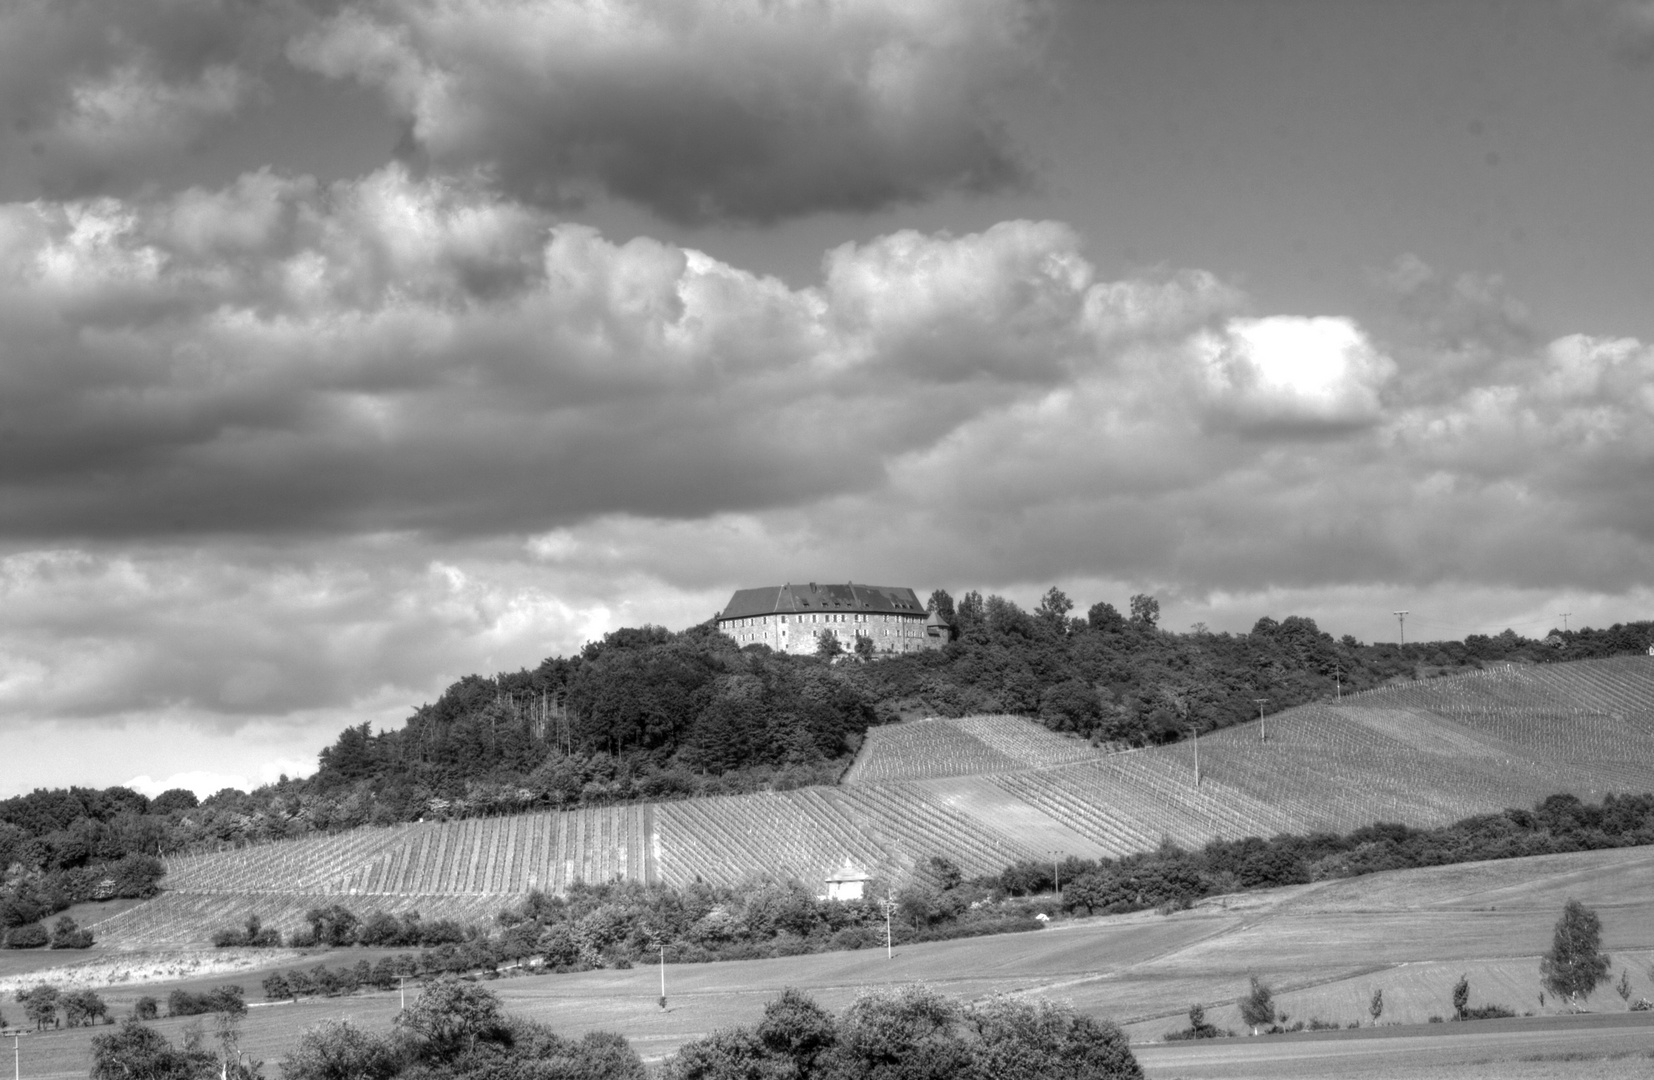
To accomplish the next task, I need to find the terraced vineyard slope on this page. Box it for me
[94,658,1654,947]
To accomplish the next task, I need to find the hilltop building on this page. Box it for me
[715,581,949,656]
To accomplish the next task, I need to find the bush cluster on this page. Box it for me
[663,984,1142,1080]
[1,923,48,949]
[165,986,246,1018]
[12,986,110,1029]
[1162,1004,1230,1041]
[276,978,646,1080]
[210,914,282,948]
[213,905,473,951]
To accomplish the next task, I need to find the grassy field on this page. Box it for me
[13,843,1654,1079]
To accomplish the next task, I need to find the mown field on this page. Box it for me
[13,844,1654,1080]
[82,656,1654,951]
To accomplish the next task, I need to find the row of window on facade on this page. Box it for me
[726,613,923,627]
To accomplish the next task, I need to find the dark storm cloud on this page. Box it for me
[289,0,1043,223]
[0,176,1134,540]
[0,0,318,196]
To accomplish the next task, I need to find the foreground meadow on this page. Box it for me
[11,843,1654,1078]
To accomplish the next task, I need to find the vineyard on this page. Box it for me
[841,714,1104,783]
[91,657,1654,948]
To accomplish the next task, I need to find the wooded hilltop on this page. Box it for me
[3,591,1651,929]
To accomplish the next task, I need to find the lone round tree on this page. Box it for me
[1540,898,1610,1010]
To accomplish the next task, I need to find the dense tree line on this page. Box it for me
[972,791,1654,920]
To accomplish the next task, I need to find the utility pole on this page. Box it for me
[1253,699,1269,743]
[1190,724,1200,787]
[398,975,407,1012]
[13,1032,19,1080]
[1049,850,1062,895]
[884,894,895,960]
[1559,613,1571,633]
[1393,611,1408,646]
[659,944,667,1009]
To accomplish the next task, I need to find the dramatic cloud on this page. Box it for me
[0,0,303,196]
[5,166,1654,785]
[5,171,1654,594]
[290,0,1042,222]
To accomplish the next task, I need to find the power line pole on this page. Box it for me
[1189,724,1200,786]
[1393,611,1408,646]
[1253,698,1269,743]
[884,894,895,960]
[1559,612,1571,633]
[1049,850,1062,895]
[659,944,667,1010]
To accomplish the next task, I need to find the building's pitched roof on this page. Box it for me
[718,582,927,620]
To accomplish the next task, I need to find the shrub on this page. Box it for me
[211,914,283,949]
[166,985,246,1018]
[1460,1004,1516,1020]
[3,923,48,949]
[280,1018,402,1080]
[131,997,158,1021]
[1163,1003,1227,1041]
[49,916,94,949]
[90,1019,213,1080]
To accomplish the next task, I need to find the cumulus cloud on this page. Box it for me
[1192,316,1395,432]
[5,174,1654,601]
[0,178,1145,539]
[289,0,1042,222]
[5,170,1654,764]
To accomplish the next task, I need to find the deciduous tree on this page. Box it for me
[1541,898,1611,1009]
[90,1019,214,1080]
[279,1018,401,1080]
[1237,976,1274,1035]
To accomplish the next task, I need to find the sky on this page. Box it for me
[3,0,1654,799]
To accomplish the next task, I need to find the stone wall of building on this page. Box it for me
[719,610,934,656]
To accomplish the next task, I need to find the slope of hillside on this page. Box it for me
[91,658,1654,948]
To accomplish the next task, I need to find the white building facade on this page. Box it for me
[715,582,948,656]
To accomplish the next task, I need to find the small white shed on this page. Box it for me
[824,860,872,901]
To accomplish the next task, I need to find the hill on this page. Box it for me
[81,656,1654,949]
